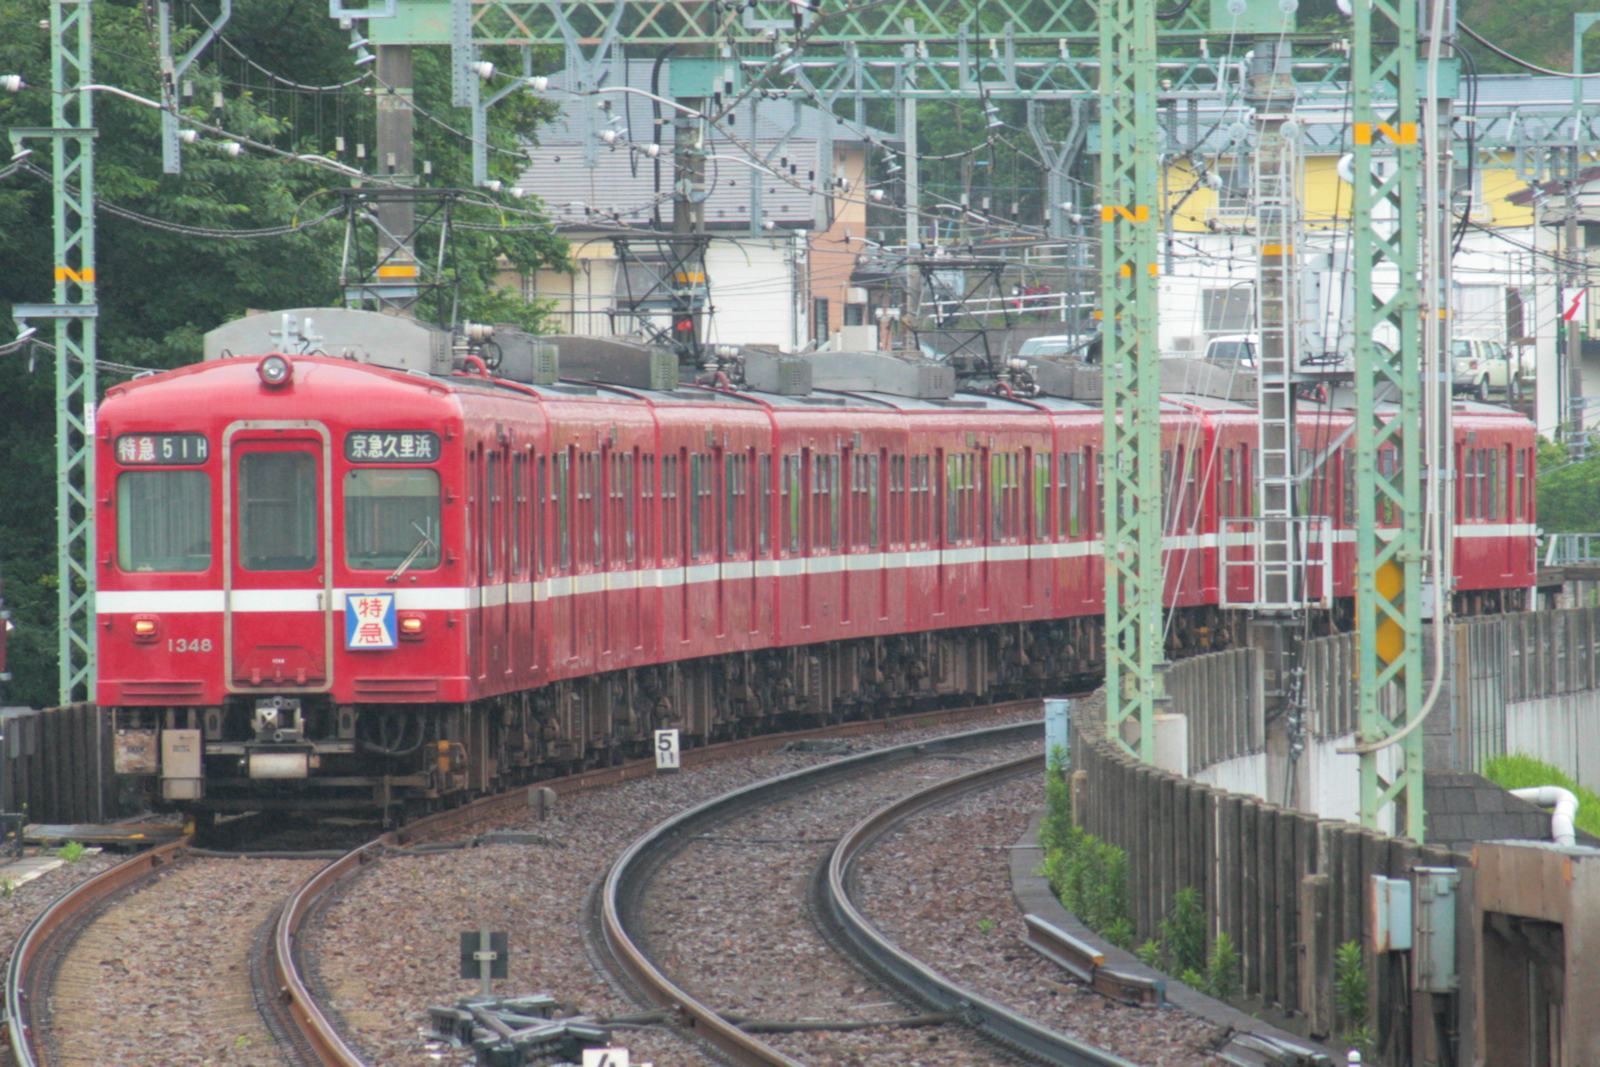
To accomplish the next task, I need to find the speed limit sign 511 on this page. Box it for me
[654,729,681,773]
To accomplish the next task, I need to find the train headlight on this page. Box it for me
[398,612,426,640]
[131,615,161,643]
[257,354,293,388]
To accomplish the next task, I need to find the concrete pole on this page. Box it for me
[375,44,418,313]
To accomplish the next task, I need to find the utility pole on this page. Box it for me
[901,31,921,334]
[667,57,714,366]
[373,43,419,312]
[1097,0,1164,759]
[1350,0,1425,839]
[9,0,98,705]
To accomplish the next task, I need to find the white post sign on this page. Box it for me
[654,729,680,773]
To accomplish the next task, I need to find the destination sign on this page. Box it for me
[115,433,209,466]
[345,431,440,463]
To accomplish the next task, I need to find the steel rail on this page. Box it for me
[599,717,1045,1066]
[5,837,192,1066]
[822,753,1143,1067]
[272,699,1042,1065]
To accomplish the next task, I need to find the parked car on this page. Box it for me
[1452,338,1526,401]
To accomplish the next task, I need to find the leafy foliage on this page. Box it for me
[1334,939,1373,1054]
[1156,887,1208,976]
[1534,436,1600,534]
[0,0,567,706]
[56,840,87,863]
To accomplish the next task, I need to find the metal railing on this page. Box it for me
[1543,532,1600,567]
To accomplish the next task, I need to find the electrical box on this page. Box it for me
[1413,866,1460,992]
[160,728,203,801]
[1370,874,1413,952]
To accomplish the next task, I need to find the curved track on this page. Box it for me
[598,718,1124,1067]
[273,699,1036,1064]
[5,699,1036,1065]
[822,753,1142,1067]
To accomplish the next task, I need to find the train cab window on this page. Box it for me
[117,470,212,572]
[239,452,317,571]
[344,469,440,571]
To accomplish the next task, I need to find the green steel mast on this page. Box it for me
[1351,0,1425,837]
[10,0,98,706]
[1098,0,1164,757]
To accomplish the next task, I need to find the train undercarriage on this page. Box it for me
[111,589,1518,823]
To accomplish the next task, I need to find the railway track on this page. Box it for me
[5,698,1038,1066]
[820,750,1140,1066]
[599,719,1083,1066]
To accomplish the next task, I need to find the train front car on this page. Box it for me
[97,316,470,817]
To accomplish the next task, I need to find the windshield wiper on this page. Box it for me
[387,523,437,583]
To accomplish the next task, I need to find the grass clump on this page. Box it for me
[55,841,87,864]
[1039,748,1134,948]
[1482,753,1600,838]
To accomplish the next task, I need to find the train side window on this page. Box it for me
[868,452,880,549]
[640,453,654,563]
[1220,447,1234,518]
[759,453,771,554]
[661,454,677,561]
[556,451,570,571]
[1494,447,1507,522]
[240,451,317,572]
[512,453,525,576]
[829,454,841,550]
[1514,448,1527,520]
[689,454,702,558]
[118,470,212,572]
[535,456,546,576]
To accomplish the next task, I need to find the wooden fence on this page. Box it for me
[1069,695,1462,1050]
[0,704,117,824]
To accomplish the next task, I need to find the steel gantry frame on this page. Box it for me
[1350,0,1425,837]
[1097,0,1163,757]
[9,0,98,706]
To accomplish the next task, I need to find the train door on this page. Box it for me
[1504,443,1516,577]
[485,446,509,679]
[934,447,946,616]
[713,442,726,637]
[223,422,332,692]
[801,447,813,628]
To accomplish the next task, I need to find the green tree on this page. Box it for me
[0,0,567,706]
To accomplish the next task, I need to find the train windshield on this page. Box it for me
[344,468,441,570]
[116,471,212,572]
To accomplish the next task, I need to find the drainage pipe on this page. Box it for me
[1510,786,1579,847]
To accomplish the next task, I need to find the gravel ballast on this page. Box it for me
[303,714,1043,1065]
[854,771,1232,1065]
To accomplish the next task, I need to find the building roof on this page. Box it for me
[519,59,895,230]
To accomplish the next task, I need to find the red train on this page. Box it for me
[95,310,1537,817]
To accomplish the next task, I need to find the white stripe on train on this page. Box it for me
[95,523,1537,616]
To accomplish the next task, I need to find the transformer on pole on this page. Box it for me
[1097,0,1165,758]
[9,0,98,706]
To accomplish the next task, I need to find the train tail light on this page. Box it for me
[398,612,426,640]
[132,615,161,643]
